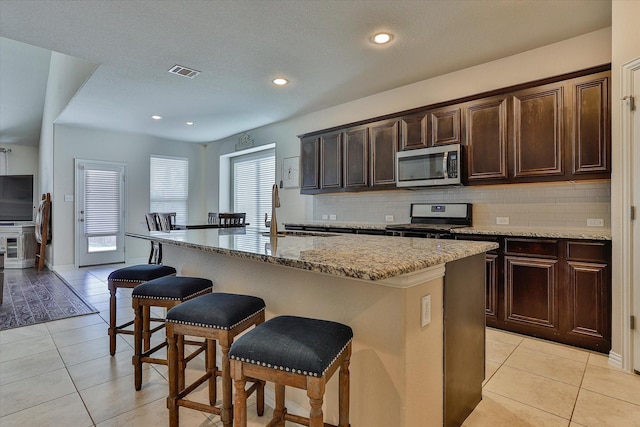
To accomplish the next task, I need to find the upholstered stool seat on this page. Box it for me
[131,276,213,390]
[107,264,176,355]
[229,316,353,427]
[166,292,267,427]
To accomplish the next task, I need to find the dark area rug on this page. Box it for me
[0,268,98,330]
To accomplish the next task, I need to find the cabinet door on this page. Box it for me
[343,127,369,189]
[320,132,342,189]
[430,106,462,146]
[569,72,610,176]
[564,241,611,351]
[465,96,509,182]
[370,120,398,186]
[512,84,564,179]
[300,136,319,190]
[400,113,428,151]
[485,253,499,321]
[504,256,559,330]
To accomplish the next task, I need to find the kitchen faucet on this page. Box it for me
[270,183,280,237]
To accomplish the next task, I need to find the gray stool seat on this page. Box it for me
[132,275,213,300]
[108,264,176,283]
[229,315,353,377]
[229,315,353,427]
[166,292,266,329]
[165,292,267,427]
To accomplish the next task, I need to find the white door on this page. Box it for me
[631,64,640,375]
[75,160,126,267]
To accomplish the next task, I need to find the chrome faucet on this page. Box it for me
[270,183,280,237]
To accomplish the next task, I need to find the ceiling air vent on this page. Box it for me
[168,65,200,79]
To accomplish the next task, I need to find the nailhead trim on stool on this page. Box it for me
[131,276,213,391]
[165,293,267,427]
[107,264,176,356]
[229,315,353,427]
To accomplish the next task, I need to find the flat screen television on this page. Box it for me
[0,175,34,222]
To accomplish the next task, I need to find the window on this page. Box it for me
[231,148,275,231]
[150,156,188,224]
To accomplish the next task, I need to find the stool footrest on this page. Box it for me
[114,320,134,332]
[178,371,215,398]
[176,397,221,416]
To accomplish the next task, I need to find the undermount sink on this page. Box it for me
[260,231,336,238]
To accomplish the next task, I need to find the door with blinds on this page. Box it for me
[75,160,126,266]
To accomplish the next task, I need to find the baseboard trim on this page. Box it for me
[608,351,623,369]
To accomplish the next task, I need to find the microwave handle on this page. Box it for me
[442,151,449,179]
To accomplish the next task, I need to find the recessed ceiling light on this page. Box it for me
[371,32,393,45]
[151,115,163,120]
[272,77,289,86]
[186,122,194,126]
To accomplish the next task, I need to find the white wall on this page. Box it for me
[52,124,206,267]
[206,28,612,230]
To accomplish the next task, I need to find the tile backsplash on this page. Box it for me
[313,181,611,229]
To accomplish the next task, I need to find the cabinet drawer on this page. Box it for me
[566,241,608,262]
[504,238,557,258]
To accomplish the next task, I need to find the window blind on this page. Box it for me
[232,148,275,233]
[84,169,121,235]
[150,156,189,225]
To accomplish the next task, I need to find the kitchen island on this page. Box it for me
[125,229,497,427]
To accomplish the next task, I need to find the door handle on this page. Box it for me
[78,218,84,222]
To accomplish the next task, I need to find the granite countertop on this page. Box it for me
[126,229,497,281]
[452,227,612,241]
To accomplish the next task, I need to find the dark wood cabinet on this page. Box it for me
[343,127,369,189]
[370,120,398,186]
[462,234,612,353]
[464,96,509,182]
[400,113,428,150]
[512,84,564,179]
[299,66,610,194]
[568,72,610,177]
[319,132,342,189]
[300,136,319,190]
[431,106,462,146]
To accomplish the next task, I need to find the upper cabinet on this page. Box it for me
[399,105,462,150]
[299,66,610,194]
[465,96,509,182]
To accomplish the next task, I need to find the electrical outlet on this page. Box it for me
[421,295,431,327]
[496,216,510,225]
[385,215,394,222]
[329,214,337,221]
[321,214,328,220]
[587,218,604,227]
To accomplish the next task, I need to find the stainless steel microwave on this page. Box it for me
[396,144,462,187]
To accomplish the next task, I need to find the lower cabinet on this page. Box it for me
[461,234,611,353]
[0,225,36,269]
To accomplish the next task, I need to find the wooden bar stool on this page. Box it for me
[165,292,267,427]
[229,315,353,427]
[131,276,213,390]
[107,264,177,355]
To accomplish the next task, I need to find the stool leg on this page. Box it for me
[307,378,325,427]
[207,339,217,406]
[177,334,185,391]
[232,360,247,427]
[108,282,117,356]
[220,341,233,427]
[143,305,151,351]
[338,345,351,427]
[273,384,285,427]
[256,380,265,416]
[132,299,143,391]
[167,324,179,427]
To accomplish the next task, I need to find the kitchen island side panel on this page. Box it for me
[444,254,486,427]
[162,243,447,427]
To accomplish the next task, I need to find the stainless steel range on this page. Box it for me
[385,203,472,238]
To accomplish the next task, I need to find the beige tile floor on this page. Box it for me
[1,265,639,427]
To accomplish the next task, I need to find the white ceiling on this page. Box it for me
[0,0,611,146]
